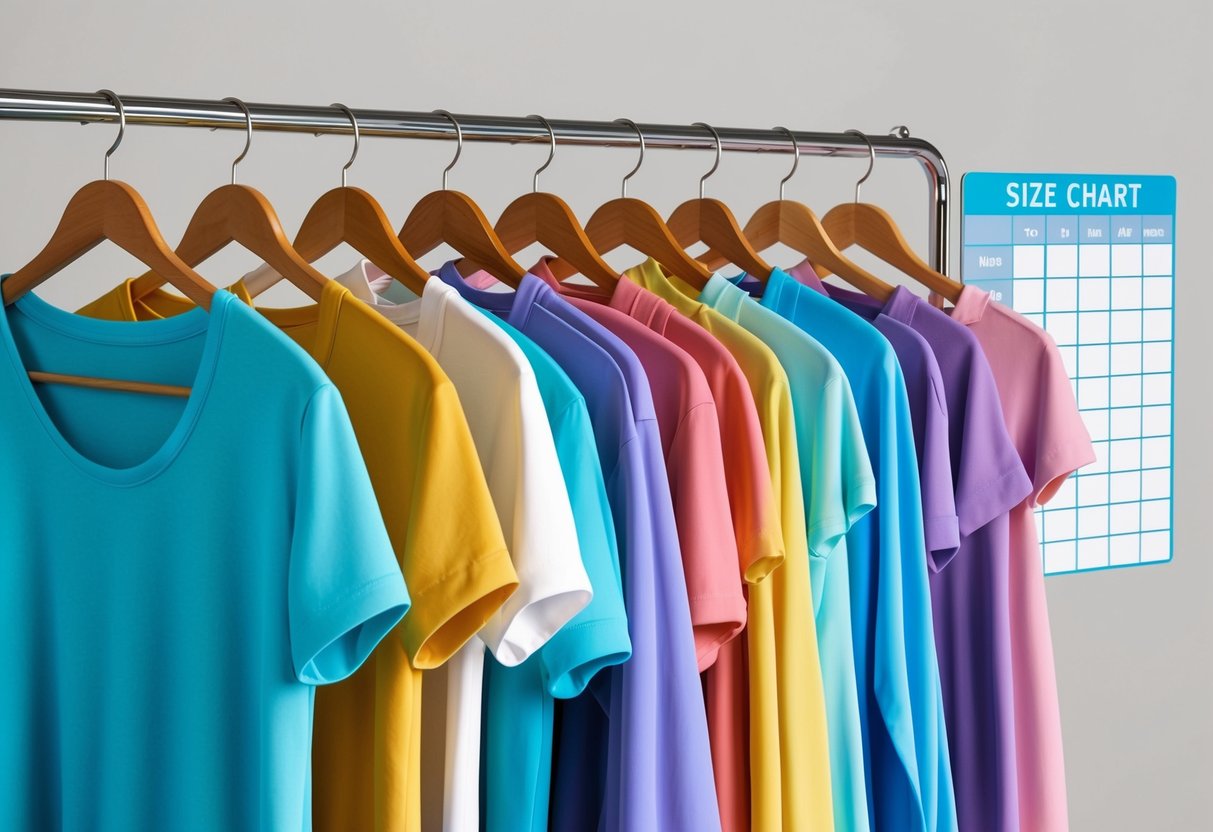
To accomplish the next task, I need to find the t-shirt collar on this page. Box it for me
[788,258,830,296]
[335,259,451,352]
[881,284,921,323]
[700,272,747,318]
[949,284,992,325]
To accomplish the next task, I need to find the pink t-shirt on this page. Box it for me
[545,283,746,673]
[949,286,1095,832]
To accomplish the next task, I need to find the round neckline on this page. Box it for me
[114,276,345,369]
[0,287,233,486]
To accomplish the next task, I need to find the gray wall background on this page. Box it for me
[2,1,1209,828]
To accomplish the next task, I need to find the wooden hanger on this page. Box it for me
[481,115,616,289]
[702,127,894,300]
[3,91,216,398]
[129,98,327,304]
[545,119,711,289]
[397,110,526,288]
[249,104,428,298]
[817,130,963,303]
[666,123,772,280]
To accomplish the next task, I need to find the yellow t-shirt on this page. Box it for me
[626,260,834,832]
[78,278,520,832]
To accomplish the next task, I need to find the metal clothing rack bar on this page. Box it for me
[0,88,952,274]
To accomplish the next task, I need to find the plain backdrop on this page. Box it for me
[2,1,1211,828]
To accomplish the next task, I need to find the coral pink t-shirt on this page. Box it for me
[948,286,1095,832]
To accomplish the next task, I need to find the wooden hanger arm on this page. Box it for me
[821,202,962,302]
[399,190,526,288]
[494,193,617,289]
[668,198,773,279]
[569,198,709,289]
[294,187,428,294]
[3,180,214,309]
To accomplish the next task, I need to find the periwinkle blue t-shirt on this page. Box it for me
[436,265,720,832]
[476,311,632,832]
[744,268,957,832]
[0,288,408,831]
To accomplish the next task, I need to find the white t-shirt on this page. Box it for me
[337,261,590,832]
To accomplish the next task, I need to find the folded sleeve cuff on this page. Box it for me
[402,546,519,670]
[295,572,411,685]
[543,616,633,699]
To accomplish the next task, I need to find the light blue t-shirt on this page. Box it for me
[753,268,957,832]
[699,273,876,832]
[0,288,408,831]
[477,311,632,832]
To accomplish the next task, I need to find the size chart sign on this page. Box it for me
[962,173,1176,575]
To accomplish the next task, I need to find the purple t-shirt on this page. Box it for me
[793,264,1034,832]
[436,264,721,832]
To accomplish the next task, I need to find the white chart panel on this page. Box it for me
[962,173,1176,575]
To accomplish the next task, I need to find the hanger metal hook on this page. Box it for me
[222,97,254,185]
[528,114,556,193]
[332,103,360,188]
[774,126,800,201]
[614,118,645,198]
[843,129,875,203]
[433,109,463,191]
[693,122,722,199]
[95,89,125,181]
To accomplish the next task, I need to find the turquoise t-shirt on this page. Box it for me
[753,268,957,832]
[477,311,632,832]
[698,273,876,832]
[0,288,409,831]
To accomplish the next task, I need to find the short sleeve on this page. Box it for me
[668,401,747,672]
[289,384,410,685]
[539,399,632,698]
[717,361,785,585]
[1030,334,1096,507]
[401,381,518,669]
[954,349,1033,536]
[917,365,962,570]
[476,364,592,667]
[808,374,877,562]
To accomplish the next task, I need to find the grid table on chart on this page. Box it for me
[963,198,1174,575]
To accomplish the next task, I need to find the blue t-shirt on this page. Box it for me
[751,268,956,832]
[437,265,720,832]
[477,310,632,832]
[0,288,408,831]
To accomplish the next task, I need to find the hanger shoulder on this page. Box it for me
[4,180,215,309]
[399,190,526,287]
[295,187,428,293]
[568,197,709,289]
[669,198,772,279]
[131,184,326,303]
[822,202,962,302]
[495,193,617,289]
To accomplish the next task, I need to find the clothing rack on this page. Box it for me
[0,88,952,274]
